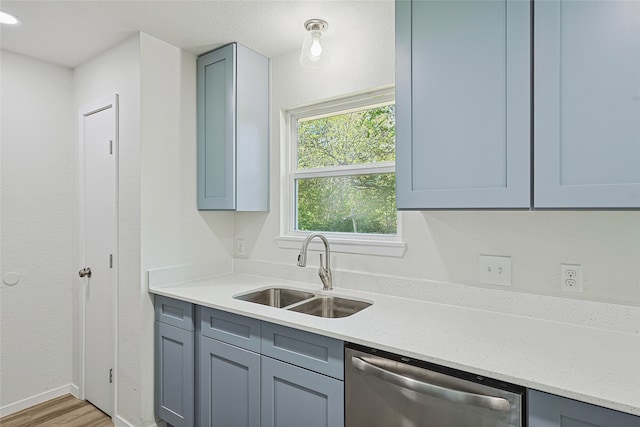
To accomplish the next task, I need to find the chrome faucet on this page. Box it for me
[297,233,333,291]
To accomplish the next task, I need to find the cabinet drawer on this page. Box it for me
[154,295,194,331]
[261,322,343,380]
[199,306,261,352]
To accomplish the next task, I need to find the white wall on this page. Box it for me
[0,50,74,410]
[73,35,143,426]
[139,32,233,425]
[0,31,235,424]
[235,18,640,306]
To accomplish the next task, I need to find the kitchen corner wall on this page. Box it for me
[139,33,233,426]
[0,50,74,412]
[73,32,232,426]
[234,18,640,307]
[1,31,233,424]
[72,34,143,426]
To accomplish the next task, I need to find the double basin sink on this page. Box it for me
[234,287,372,318]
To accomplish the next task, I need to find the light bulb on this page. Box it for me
[0,11,19,25]
[300,19,329,68]
[310,32,323,58]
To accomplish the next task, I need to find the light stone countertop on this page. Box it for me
[149,272,640,417]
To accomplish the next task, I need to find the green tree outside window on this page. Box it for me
[295,104,396,235]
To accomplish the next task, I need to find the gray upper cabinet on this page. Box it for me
[397,0,639,210]
[534,0,640,208]
[197,43,269,211]
[396,0,531,209]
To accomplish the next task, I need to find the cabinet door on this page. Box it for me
[534,0,640,208]
[197,44,236,210]
[199,337,260,427]
[261,356,344,427]
[396,0,531,209]
[529,390,640,427]
[155,322,194,427]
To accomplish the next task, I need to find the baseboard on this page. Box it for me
[0,383,79,418]
[113,414,162,427]
[113,415,135,427]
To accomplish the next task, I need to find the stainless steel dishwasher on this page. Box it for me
[346,344,525,427]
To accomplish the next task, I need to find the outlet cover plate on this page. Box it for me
[479,255,512,286]
[561,264,582,292]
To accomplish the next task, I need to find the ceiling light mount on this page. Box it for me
[304,19,328,33]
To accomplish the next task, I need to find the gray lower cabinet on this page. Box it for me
[261,356,344,427]
[198,336,260,427]
[196,306,344,427]
[529,390,640,427]
[154,296,195,427]
[154,296,639,427]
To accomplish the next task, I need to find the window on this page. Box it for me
[278,87,405,257]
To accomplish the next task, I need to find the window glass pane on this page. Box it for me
[297,105,396,169]
[296,174,397,234]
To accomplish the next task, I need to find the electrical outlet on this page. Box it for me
[479,255,512,286]
[561,264,582,292]
[236,239,246,257]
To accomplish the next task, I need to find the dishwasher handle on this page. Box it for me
[351,356,511,412]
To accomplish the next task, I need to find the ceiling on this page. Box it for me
[0,0,393,68]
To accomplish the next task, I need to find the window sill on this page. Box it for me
[275,235,406,258]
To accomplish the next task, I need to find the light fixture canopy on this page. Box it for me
[0,11,20,25]
[300,18,329,68]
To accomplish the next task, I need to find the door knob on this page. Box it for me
[79,267,92,278]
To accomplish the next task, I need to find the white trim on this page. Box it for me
[113,415,151,427]
[77,94,119,417]
[294,162,395,179]
[0,383,80,417]
[290,84,395,118]
[275,235,406,257]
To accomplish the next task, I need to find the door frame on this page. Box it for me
[78,94,119,416]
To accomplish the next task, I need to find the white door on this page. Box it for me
[79,95,118,416]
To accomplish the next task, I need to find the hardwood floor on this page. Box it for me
[0,394,113,427]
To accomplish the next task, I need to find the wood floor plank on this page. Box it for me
[47,404,100,426]
[1,394,79,426]
[0,394,113,427]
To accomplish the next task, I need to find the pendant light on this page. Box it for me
[300,19,329,68]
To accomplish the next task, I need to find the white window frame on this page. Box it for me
[276,86,406,257]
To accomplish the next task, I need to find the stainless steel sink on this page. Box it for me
[234,288,315,308]
[287,296,372,318]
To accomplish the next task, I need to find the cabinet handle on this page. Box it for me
[79,267,92,278]
[351,356,511,412]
